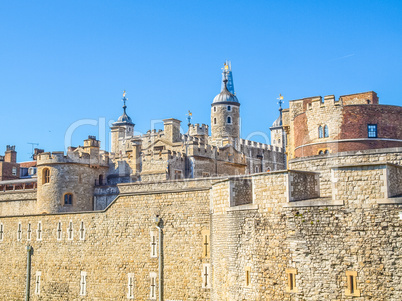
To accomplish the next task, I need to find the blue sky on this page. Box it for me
[1,0,401,162]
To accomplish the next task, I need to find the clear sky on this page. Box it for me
[1,0,401,162]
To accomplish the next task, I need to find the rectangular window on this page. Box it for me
[57,222,62,241]
[12,167,17,176]
[150,272,157,300]
[368,124,377,138]
[80,271,87,296]
[17,222,22,241]
[127,273,134,299]
[174,170,182,180]
[345,271,360,296]
[0,223,3,241]
[35,271,41,295]
[245,266,251,287]
[202,264,211,289]
[79,221,85,241]
[150,231,157,258]
[27,223,31,241]
[68,221,73,240]
[286,268,298,293]
[201,230,210,258]
[37,222,42,241]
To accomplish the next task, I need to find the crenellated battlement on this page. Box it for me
[37,149,109,167]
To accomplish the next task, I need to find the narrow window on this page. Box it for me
[286,268,297,293]
[80,271,87,296]
[98,174,103,186]
[127,273,134,299]
[255,166,259,173]
[201,230,210,258]
[367,124,377,138]
[43,168,50,184]
[202,264,211,288]
[79,221,85,241]
[37,222,42,241]
[68,221,73,240]
[213,106,216,112]
[27,223,31,241]
[35,271,41,295]
[227,105,231,111]
[12,167,17,176]
[245,266,251,287]
[324,125,329,137]
[64,193,73,206]
[57,222,62,241]
[227,116,232,124]
[150,231,157,258]
[17,222,22,241]
[214,118,217,125]
[345,271,360,296]
[150,272,157,299]
[318,126,323,138]
[0,223,3,241]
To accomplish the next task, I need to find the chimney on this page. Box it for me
[163,119,182,143]
[4,145,16,163]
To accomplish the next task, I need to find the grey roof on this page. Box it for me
[213,78,239,104]
[271,115,282,127]
[113,111,134,126]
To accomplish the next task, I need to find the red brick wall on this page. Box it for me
[0,162,20,181]
[293,104,402,158]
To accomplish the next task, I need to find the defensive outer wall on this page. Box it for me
[0,153,402,300]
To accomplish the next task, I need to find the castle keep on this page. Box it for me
[0,63,401,300]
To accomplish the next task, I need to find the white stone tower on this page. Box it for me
[210,62,240,147]
[110,91,135,155]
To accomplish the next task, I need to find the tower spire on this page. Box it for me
[122,90,128,114]
[221,60,235,94]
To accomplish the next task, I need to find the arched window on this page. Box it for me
[227,105,231,111]
[227,116,232,124]
[318,150,324,155]
[318,126,323,138]
[324,125,329,138]
[324,150,329,155]
[43,168,50,184]
[214,118,217,125]
[64,193,73,206]
[255,166,259,173]
[214,107,217,112]
[278,139,281,144]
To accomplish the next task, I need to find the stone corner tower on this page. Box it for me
[210,62,240,147]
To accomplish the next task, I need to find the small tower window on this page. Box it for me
[368,124,377,138]
[227,105,232,111]
[324,150,329,155]
[213,106,217,112]
[27,223,32,241]
[80,271,87,296]
[227,116,232,124]
[318,126,323,138]
[64,193,73,206]
[318,150,324,155]
[43,168,50,184]
[324,125,329,137]
[214,118,217,125]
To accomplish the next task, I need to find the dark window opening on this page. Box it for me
[64,193,73,206]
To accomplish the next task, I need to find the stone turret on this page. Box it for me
[111,91,135,155]
[210,63,240,147]
[36,137,109,214]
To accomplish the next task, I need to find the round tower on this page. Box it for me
[210,62,240,146]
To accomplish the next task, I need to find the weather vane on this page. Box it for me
[122,90,127,107]
[277,94,284,109]
[186,110,192,127]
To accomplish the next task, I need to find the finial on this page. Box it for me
[122,90,128,113]
[277,94,284,110]
[186,110,192,127]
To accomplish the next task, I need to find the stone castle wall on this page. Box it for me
[0,157,401,300]
[0,190,37,216]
